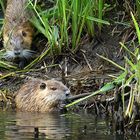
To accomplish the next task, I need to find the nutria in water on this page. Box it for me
[15,79,70,112]
[3,0,34,68]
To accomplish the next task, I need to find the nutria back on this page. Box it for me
[15,79,70,112]
[3,0,34,66]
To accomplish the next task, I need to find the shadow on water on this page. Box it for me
[0,111,138,140]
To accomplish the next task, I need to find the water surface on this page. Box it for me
[0,111,137,140]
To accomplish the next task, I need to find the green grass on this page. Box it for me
[0,0,110,71]
[66,12,140,121]
[29,0,110,53]
[0,1,9,70]
[136,0,140,19]
[0,0,4,37]
[0,0,5,13]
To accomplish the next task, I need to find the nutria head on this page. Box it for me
[3,0,35,61]
[15,79,71,112]
[4,22,34,60]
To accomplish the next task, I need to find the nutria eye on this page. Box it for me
[50,87,57,91]
[22,31,27,37]
[40,83,46,90]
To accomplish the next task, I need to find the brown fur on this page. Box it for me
[15,79,70,112]
[3,0,34,59]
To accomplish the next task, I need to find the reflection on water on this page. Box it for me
[0,111,137,140]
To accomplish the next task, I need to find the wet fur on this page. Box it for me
[15,79,70,112]
[3,0,34,61]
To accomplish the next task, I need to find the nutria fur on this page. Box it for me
[3,0,34,67]
[15,79,70,112]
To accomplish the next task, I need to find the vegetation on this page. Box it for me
[29,0,109,52]
[0,0,110,70]
[67,2,140,110]
[66,8,140,132]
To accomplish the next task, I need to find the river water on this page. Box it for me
[0,110,138,140]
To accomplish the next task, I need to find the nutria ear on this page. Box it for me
[40,83,46,90]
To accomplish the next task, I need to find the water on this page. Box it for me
[0,111,137,140]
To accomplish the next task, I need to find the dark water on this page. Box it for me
[0,111,138,140]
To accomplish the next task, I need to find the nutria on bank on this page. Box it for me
[15,78,71,112]
[3,0,34,68]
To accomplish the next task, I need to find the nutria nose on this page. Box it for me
[14,50,21,56]
[65,89,70,97]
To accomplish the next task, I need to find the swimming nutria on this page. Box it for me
[3,0,34,68]
[15,79,71,112]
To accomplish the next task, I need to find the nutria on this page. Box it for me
[3,0,34,68]
[15,78,70,112]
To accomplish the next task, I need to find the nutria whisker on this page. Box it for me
[22,49,36,59]
[3,51,15,59]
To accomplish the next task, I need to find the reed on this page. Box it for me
[29,0,110,53]
[136,0,140,18]
[0,0,5,13]
[0,0,4,36]
[124,12,140,117]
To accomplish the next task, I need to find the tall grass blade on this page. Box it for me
[131,12,140,44]
[97,54,126,71]
[98,0,103,31]
[24,48,50,70]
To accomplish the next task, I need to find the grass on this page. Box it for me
[66,11,140,122]
[0,0,3,37]
[0,0,5,13]
[29,0,110,53]
[0,0,110,71]
[0,0,6,70]
[136,0,140,19]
